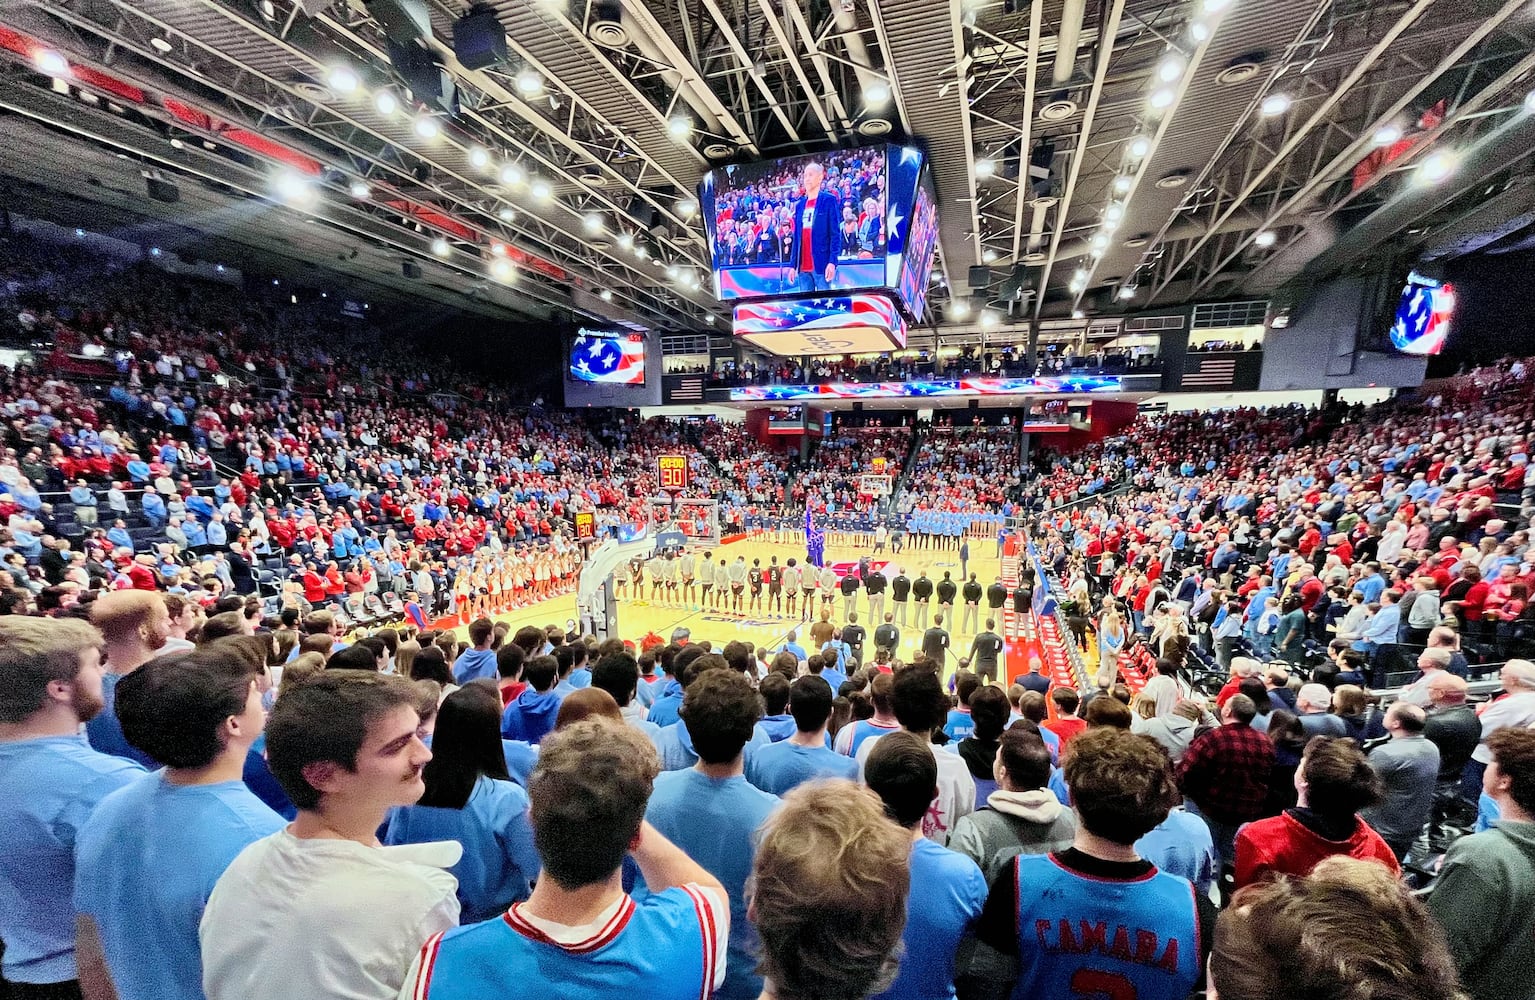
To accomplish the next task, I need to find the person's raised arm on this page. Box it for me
[629,820,723,895]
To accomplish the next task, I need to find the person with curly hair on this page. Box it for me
[750,779,911,1000]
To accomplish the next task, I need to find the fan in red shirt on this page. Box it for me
[1233,736,1399,890]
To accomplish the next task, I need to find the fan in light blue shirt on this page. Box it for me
[75,773,283,1000]
[0,732,144,987]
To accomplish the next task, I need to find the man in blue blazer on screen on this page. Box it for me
[788,161,843,292]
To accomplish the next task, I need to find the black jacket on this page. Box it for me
[987,583,1008,608]
[937,578,958,603]
[922,626,950,662]
[913,576,934,601]
[892,575,911,600]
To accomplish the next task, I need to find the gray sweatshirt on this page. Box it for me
[948,788,1078,884]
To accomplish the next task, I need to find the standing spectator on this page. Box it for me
[746,675,858,795]
[1176,694,1274,865]
[1294,683,1348,738]
[500,655,562,745]
[86,591,172,768]
[383,683,541,922]
[0,617,144,995]
[1233,737,1398,889]
[974,728,1210,1000]
[399,720,728,1000]
[74,643,283,1000]
[1426,727,1535,1000]
[864,731,986,1000]
[948,726,1076,882]
[855,666,976,844]
[1361,702,1440,860]
[1043,687,1087,746]
[1423,673,1482,832]
[750,781,910,1000]
[201,673,460,1000]
[1470,660,1535,789]
[642,670,778,1000]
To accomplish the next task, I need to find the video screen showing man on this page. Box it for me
[707,149,886,297]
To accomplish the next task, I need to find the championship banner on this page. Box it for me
[574,511,595,540]
[658,455,689,491]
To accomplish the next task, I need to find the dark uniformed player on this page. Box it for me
[912,571,934,630]
[891,568,912,627]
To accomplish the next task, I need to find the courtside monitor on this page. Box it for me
[1389,271,1454,356]
[569,329,646,385]
[699,144,935,319]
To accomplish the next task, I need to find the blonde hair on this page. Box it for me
[1131,692,1158,721]
[277,652,326,699]
[751,779,911,1000]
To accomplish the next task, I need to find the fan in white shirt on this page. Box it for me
[853,668,975,845]
[201,673,460,1000]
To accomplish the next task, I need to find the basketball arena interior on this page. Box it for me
[1,1,1535,999]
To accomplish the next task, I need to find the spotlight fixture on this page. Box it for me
[1157,55,1185,83]
[431,237,451,256]
[599,289,613,302]
[1253,229,1277,247]
[274,170,317,206]
[617,232,635,251]
[374,90,398,116]
[169,138,185,149]
[1190,20,1210,42]
[530,178,552,201]
[1201,0,1232,13]
[414,116,441,139]
[1417,150,1458,185]
[980,310,999,327]
[1525,90,1535,114]
[499,162,525,186]
[327,66,360,93]
[150,37,173,54]
[498,207,516,221]
[350,181,372,198]
[665,264,680,280]
[1113,175,1132,194]
[490,242,508,256]
[1372,124,1403,146]
[1072,309,1085,319]
[583,212,604,234]
[949,300,970,319]
[1092,234,1109,250]
[667,115,693,140]
[865,80,891,106]
[34,49,69,77]
[1105,202,1124,223]
[150,246,163,257]
[74,228,85,237]
[1128,136,1151,158]
[490,257,515,282]
[677,197,699,219]
[975,158,996,178]
[1149,88,1176,111]
[1259,93,1291,116]
[515,68,543,95]
[1118,285,1136,299]
[468,146,490,169]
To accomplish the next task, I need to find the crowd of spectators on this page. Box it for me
[3,233,1535,1000]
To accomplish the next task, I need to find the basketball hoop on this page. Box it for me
[859,474,894,497]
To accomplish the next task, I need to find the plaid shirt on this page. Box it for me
[1177,722,1275,824]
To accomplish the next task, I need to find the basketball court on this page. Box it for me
[453,532,1006,680]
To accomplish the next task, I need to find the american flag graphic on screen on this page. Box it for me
[732,295,902,335]
[570,334,646,385]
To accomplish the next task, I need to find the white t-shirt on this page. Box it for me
[855,735,976,846]
[201,830,461,1000]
